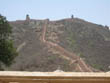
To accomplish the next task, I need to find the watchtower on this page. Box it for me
[26,14,30,21]
[71,14,74,19]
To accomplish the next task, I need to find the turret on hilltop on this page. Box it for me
[26,14,30,21]
[25,14,30,24]
[71,14,74,19]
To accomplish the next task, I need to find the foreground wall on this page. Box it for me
[0,71,110,83]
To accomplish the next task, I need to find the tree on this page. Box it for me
[0,14,17,70]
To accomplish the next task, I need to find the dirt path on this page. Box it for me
[17,42,26,52]
[41,21,92,72]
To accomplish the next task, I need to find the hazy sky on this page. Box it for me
[0,0,110,26]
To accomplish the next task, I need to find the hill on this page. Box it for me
[6,16,110,72]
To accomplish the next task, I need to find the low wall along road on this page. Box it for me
[0,71,110,83]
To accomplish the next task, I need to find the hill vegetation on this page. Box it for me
[0,15,17,70]
[5,16,110,72]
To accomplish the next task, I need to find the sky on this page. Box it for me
[0,0,110,26]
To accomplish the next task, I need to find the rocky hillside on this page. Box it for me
[6,16,110,72]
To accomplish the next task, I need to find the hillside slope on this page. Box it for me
[7,17,110,72]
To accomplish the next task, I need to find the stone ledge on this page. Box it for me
[0,71,110,77]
